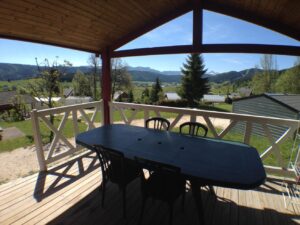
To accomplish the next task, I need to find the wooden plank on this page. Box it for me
[1,168,100,224]
[229,188,239,225]
[0,154,97,211]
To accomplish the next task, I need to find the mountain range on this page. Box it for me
[0,63,288,84]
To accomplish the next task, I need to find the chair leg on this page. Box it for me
[209,185,215,195]
[122,186,127,218]
[181,192,185,212]
[101,180,106,208]
[139,195,146,225]
[168,203,173,225]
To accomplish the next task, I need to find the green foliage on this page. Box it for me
[159,99,189,107]
[128,89,134,103]
[275,61,300,94]
[150,77,163,103]
[178,54,210,106]
[7,95,29,121]
[28,58,71,108]
[72,70,92,96]
[252,55,278,94]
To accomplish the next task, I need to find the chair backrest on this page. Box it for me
[94,145,125,183]
[134,156,180,181]
[145,117,170,131]
[179,122,208,137]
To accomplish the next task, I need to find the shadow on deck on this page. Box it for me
[0,151,299,225]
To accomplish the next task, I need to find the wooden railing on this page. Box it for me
[31,100,299,175]
[31,101,103,171]
[110,102,300,176]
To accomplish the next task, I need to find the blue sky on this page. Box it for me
[0,10,299,73]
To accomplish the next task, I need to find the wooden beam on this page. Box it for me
[112,44,300,58]
[203,1,300,42]
[112,45,196,57]
[202,44,300,55]
[193,0,202,47]
[101,47,112,125]
[111,3,193,50]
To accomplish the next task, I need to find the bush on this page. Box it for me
[158,99,189,108]
[225,96,233,104]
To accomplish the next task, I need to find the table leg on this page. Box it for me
[191,180,205,225]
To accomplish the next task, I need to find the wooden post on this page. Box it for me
[31,109,47,171]
[101,47,112,125]
[193,0,202,48]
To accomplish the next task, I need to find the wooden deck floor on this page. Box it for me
[0,151,299,225]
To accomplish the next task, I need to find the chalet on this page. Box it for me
[202,94,225,103]
[233,93,300,137]
[64,96,93,105]
[164,92,181,101]
[0,91,36,112]
[0,1,300,224]
[113,91,128,101]
[63,88,74,98]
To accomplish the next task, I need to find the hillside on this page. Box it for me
[0,62,293,84]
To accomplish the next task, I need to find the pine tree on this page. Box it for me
[150,77,163,103]
[141,87,150,104]
[178,54,210,106]
[128,89,134,102]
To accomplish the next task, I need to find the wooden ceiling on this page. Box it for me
[0,0,299,54]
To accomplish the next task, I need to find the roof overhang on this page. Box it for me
[0,0,299,54]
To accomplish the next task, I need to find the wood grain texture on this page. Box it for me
[0,151,299,225]
[0,0,298,53]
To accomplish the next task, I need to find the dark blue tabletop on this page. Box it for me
[76,124,266,189]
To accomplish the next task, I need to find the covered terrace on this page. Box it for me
[0,0,300,224]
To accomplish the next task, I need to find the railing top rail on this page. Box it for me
[111,102,300,127]
[32,100,103,116]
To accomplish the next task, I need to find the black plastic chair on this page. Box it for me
[179,121,208,137]
[94,145,140,218]
[135,157,186,225]
[145,117,170,131]
[179,122,215,195]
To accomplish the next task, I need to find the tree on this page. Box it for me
[252,55,278,94]
[275,58,300,94]
[150,77,163,103]
[128,89,134,103]
[28,57,71,140]
[87,54,100,100]
[178,54,210,106]
[111,58,132,99]
[141,87,150,103]
[72,70,92,96]
[5,94,28,121]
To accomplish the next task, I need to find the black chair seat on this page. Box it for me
[135,157,186,225]
[108,160,140,185]
[143,172,186,202]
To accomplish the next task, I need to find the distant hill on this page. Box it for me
[129,70,181,82]
[208,68,263,83]
[0,62,293,84]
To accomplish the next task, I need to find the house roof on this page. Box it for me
[113,91,128,100]
[0,1,299,53]
[0,91,34,106]
[203,94,225,103]
[233,93,300,113]
[165,92,181,101]
[63,88,74,98]
[239,88,252,97]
